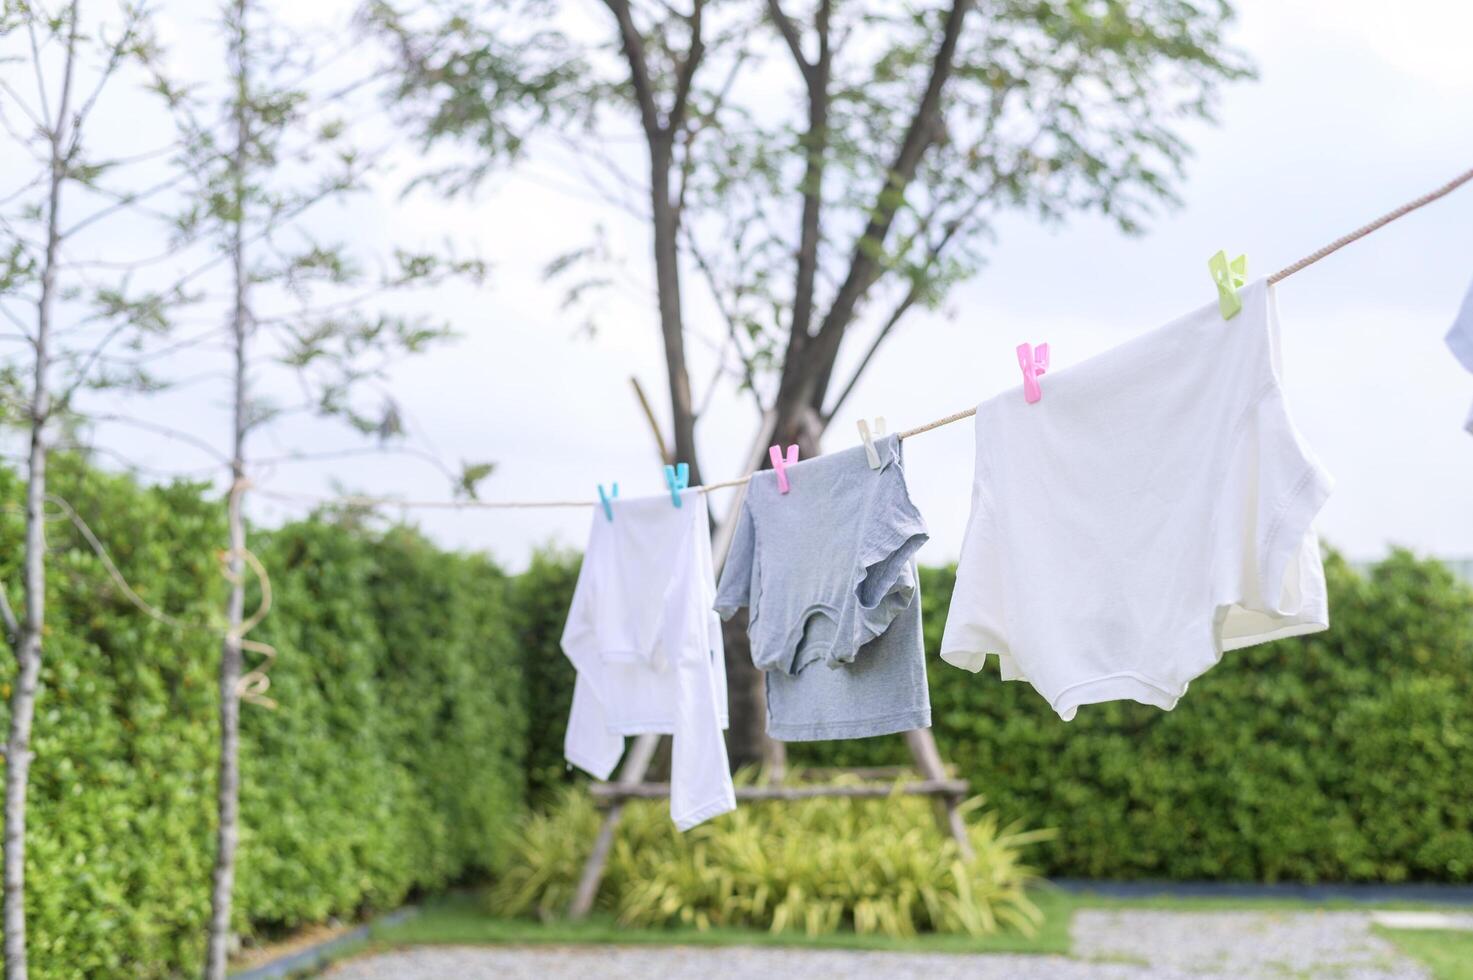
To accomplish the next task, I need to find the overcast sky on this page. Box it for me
[20,0,1473,572]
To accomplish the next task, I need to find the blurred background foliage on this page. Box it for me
[0,459,526,978]
[491,781,1051,939]
[0,458,1468,976]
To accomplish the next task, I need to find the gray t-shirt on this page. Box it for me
[715,435,931,741]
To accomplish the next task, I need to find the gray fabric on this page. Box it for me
[762,575,930,741]
[715,435,931,741]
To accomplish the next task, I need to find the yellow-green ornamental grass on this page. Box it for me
[492,778,1053,939]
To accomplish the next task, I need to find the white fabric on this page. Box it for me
[1446,274,1473,434]
[561,488,735,830]
[941,279,1333,721]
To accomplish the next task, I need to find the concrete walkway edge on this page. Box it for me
[1050,878,1473,905]
[230,906,419,980]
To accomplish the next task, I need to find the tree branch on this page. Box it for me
[25,14,54,131]
[0,303,34,338]
[821,78,1065,423]
[764,0,810,78]
[602,0,662,139]
[682,225,767,417]
[800,0,972,412]
[54,315,138,405]
[249,444,459,484]
[78,444,226,481]
[58,171,194,241]
[88,412,232,464]
[772,0,832,391]
[674,46,747,223]
[0,78,49,137]
[0,584,18,653]
[820,282,920,426]
[68,2,150,138]
[667,0,705,134]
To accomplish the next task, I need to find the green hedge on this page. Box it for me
[3,456,1469,974]
[522,549,1473,884]
[0,459,528,977]
[509,548,581,805]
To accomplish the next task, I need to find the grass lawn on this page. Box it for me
[362,886,1473,966]
[1372,927,1473,980]
[370,887,1075,955]
[285,887,1473,978]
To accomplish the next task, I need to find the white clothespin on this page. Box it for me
[857,417,887,469]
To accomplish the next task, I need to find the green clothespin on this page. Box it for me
[1208,250,1248,320]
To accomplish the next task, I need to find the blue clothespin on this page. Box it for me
[664,462,688,507]
[1208,250,1248,320]
[597,483,618,522]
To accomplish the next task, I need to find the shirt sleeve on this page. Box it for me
[713,497,755,620]
[840,445,929,664]
[667,535,736,830]
[560,522,602,675]
[563,673,624,780]
[1447,276,1473,435]
[1446,274,1473,372]
[938,405,1024,681]
[1214,382,1334,649]
[560,521,625,779]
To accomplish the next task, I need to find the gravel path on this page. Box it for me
[323,910,1432,979]
[1071,910,1426,979]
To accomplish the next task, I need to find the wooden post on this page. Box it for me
[591,777,969,803]
[905,727,973,860]
[567,732,660,919]
[629,377,673,464]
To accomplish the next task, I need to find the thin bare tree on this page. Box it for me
[132,3,488,973]
[0,2,192,973]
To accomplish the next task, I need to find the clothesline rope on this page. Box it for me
[1266,165,1473,285]
[257,164,1473,512]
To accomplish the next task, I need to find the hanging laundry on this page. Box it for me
[1446,274,1473,434]
[561,488,735,830]
[715,434,932,740]
[941,278,1334,720]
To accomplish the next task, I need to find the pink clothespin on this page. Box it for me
[769,444,799,494]
[1017,342,1049,404]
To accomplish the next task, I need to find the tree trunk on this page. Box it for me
[4,8,78,972]
[648,145,701,482]
[645,138,777,769]
[206,6,250,972]
[720,615,770,771]
[2,169,52,980]
[4,384,50,980]
[2,438,45,980]
[769,0,832,412]
[205,490,245,980]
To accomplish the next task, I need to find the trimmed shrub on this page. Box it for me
[0,460,225,977]
[520,550,1473,883]
[491,780,1051,937]
[509,548,582,804]
[0,459,528,977]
